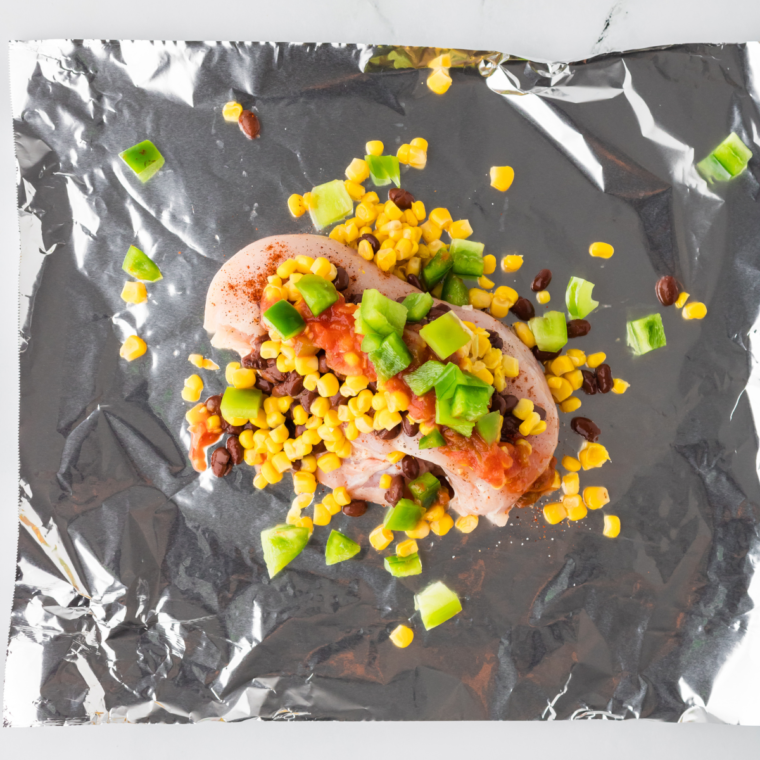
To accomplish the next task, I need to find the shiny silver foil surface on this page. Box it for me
[5,40,760,725]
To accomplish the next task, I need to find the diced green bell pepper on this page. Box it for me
[565,276,599,320]
[449,238,484,257]
[419,428,446,449]
[119,140,165,183]
[122,245,163,281]
[408,472,441,509]
[365,155,401,187]
[528,311,568,352]
[261,524,310,578]
[450,239,485,277]
[384,553,422,577]
[403,291,434,321]
[220,387,263,421]
[626,313,666,355]
[325,530,361,565]
[263,299,306,339]
[475,411,503,444]
[308,179,353,230]
[369,332,413,380]
[434,363,493,402]
[697,132,753,182]
[422,248,454,289]
[295,274,339,316]
[419,312,471,359]
[361,333,384,353]
[404,360,446,396]
[414,581,462,630]
[441,271,469,306]
[451,385,492,422]
[435,396,475,437]
[361,288,408,337]
[383,499,426,531]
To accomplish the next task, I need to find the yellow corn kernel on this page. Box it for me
[181,374,203,402]
[244,449,264,466]
[185,402,210,425]
[453,515,477,534]
[343,421,359,441]
[583,486,610,510]
[407,137,427,153]
[263,396,280,415]
[425,209,450,233]
[121,281,147,304]
[430,513,454,536]
[501,254,524,273]
[683,302,707,320]
[269,424,290,445]
[366,525,392,553]
[474,366,495,385]
[120,335,147,362]
[309,502,330,527]
[378,473,392,490]
[287,193,307,218]
[422,505,444,523]
[342,181,364,203]
[533,288,550,305]
[344,157,369,183]
[477,276,495,291]
[222,100,243,121]
[427,67,452,95]
[270,451,292,474]
[565,369,584,391]
[354,414,374,434]
[317,453,341,473]
[564,350,584,369]
[513,322,536,348]
[292,255,313,274]
[323,409,341,428]
[586,352,606,369]
[468,288,492,309]
[495,356,516,380]
[291,356,316,378]
[253,473,268,490]
[229,367,254,389]
[419,220,442,245]
[386,450,405,465]
[293,471,317,494]
[672,291,690,310]
[316,494,337,517]
[519,411,541,437]
[548,376,574,403]
[298,455,315,474]
[562,472,580,496]
[550,356,575,376]
[301,372,319,392]
[512,398,534,420]
[258,341,279,360]
[396,539,418,558]
[550,471,561,490]
[307,256,330,279]
[395,238,413,259]
[329,225,347,244]
[408,145,427,170]
[362,139,383,157]
[483,347,502,370]
[386,391,411,413]
[589,241,614,259]
[543,502,567,525]
[355,239,374,263]
[405,200,425,223]
[276,354,296,374]
[611,378,630,395]
[562,456,581,472]
[292,493,314,513]
[489,165,515,192]
[560,397,582,414]
[376,248,397,272]
[236,428,255,450]
[396,143,411,164]
[487,298,508,319]
[188,353,205,368]
[474,253,495,276]
[406,519,430,539]
[449,219,473,239]
[603,515,621,538]
[316,373,339,398]
[578,442,610,470]
[325,486,348,508]
[389,624,414,648]
[563,494,586,521]
[259,461,282,485]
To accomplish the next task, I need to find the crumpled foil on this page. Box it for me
[5,40,760,726]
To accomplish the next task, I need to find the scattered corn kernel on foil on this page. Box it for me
[7,40,760,725]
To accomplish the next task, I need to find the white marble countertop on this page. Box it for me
[1,1,760,756]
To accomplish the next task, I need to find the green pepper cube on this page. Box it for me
[122,245,163,282]
[365,155,401,187]
[419,428,446,449]
[528,311,568,353]
[325,530,361,565]
[405,360,446,396]
[422,247,454,289]
[408,472,441,509]
[384,553,422,577]
[220,387,263,421]
[475,411,503,444]
[434,363,492,402]
[295,274,339,316]
[383,499,426,531]
[414,581,462,630]
[361,288,408,336]
[261,524,310,578]
[627,313,666,355]
[263,299,306,339]
[441,271,469,306]
[450,239,485,278]
[369,332,413,380]
[420,312,471,359]
[361,332,383,353]
[698,132,753,182]
[119,140,165,183]
[451,385,491,422]
[435,396,475,437]
[403,291,434,322]
[308,179,353,231]
[565,276,599,320]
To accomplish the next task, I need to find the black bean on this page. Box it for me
[254,375,275,394]
[571,417,601,442]
[263,359,287,383]
[333,266,350,291]
[300,390,319,414]
[242,336,267,369]
[401,456,420,480]
[655,275,680,307]
[291,459,301,471]
[374,424,401,440]
[273,371,304,397]
[389,188,415,209]
[318,355,330,374]
[238,110,260,139]
[367,382,378,393]
[210,447,232,477]
[532,346,561,362]
[226,435,244,465]
[491,394,507,415]
[407,273,426,292]
[595,363,613,393]
[531,269,552,292]
[501,393,519,413]
[294,424,306,437]
[501,416,521,442]
[222,420,244,435]
[535,406,547,421]
[331,392,348,408]
[205,394,222,415]
[346,293,363,304]
[510,297,535,321]
[359,233,380,254]
[567,319,591,338]
[581,369,598,395]
[428,304,451,319]
[385,475,405,506]
[343,500,368,517]
[312,441,327,455]
[402,416,419,437]
[487,330,503,350]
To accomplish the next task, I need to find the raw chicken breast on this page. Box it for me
[205,234,559,524]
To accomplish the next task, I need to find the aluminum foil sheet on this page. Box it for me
[5,40,760,726]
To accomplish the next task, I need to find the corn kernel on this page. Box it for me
[258,341,279,361]
[549,356,574,376]
[395,143,410,164]
[683,302,707,320]
[363,139,383,156]
[328,486,349,507]
[369,525,394,551]
[533,290,549,305]
[583,486,610,510]
[489,165,515,192]
[379,473,392,489]
[475,366,495,385]
[543,502,567,524]
[293,471,317,494]
[586,352,606,369]
[120,335,147,362]
[310,502,330,527]
[475,276,494,291]
[408,146,427,170]
[316,373,339,398]
[427,67,452,95]
[386,450,405,465]
[589,241,614,259]
[181,374,204,402]
[513,322,536,348]
[449,219,473,239]
[603,515,621,538]
[562,472,580,496]
[560,397,582,413]
[396,539,418,557]
[244,449,264,466]
[292,255,313,274]
[185,402,210,425]
[298,455,315,474]
[323,409,341,428]
[253,473,268,490]
[563,494,587,521]
[229,367,254,389]
[406,519,430,539]
[389,624,414,648]
[376,248,397,272]
[329,225,347,244]
[357,238,375,262]
[121,281,147,304]
[673,291,689,310]
[206,415,223,434]
[454,515,478,534]
[566,348,586,367]
[395,238,413,259]
[317,453,341,473]
[513,398,534,420]
[270,451,292,473]
[565,369,584,392]
[260,462,282,485]
[468,288,491,310]
[222,100,243,121]
[430,513,454,536]
[287,193,307,218]
[419,220,442,245]
[345,157,369,183]
[424,210,450,233]
[487,298,507,319]
[549,376,574,403]
[422,505,444,523]
[483,347,502,370]
[501,255,524,273]
[495,356,516,380]
[562,456,581,472]
[611,378,630,395]
[519,411,541,437]
[578,442,610,470]
[355,414,374,434]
